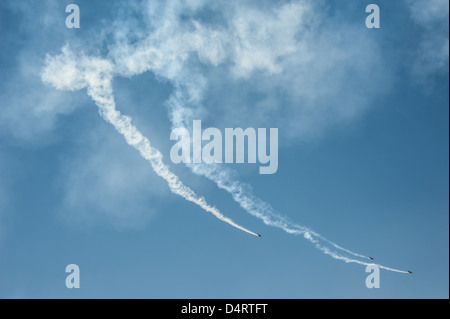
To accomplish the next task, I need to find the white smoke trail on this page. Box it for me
[165,83,409,272]
[164,82,375,261]
[188,162,411,272]
[41,47,259,237]
[137,9,408,270]
[168,87,409,273]
[184,148,408,273]
[40,0,410,273]
[303,232,410,273]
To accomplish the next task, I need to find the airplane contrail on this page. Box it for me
[187,161,409,273]
[303,232,410,273]
[164,84,387,265]
[40,0,412,273]
[41,48,260,238]
[113,19,410,272]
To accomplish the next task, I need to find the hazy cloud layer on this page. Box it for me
[0,1,88,143]
[58,124,170,230]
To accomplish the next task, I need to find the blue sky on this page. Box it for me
[0,0,448,298]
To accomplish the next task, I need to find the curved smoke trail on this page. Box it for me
[187,162,409,273]
[165,78,410,272]
[41,47,259,238]
[40,0,410,273]
[165,74,408,273]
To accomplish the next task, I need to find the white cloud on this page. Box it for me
[0,1,88,143]
[100,0,389,142]
[0,84,76,142]
[229,1,313,77]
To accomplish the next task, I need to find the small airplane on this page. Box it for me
[369,257,374,260]
[408,271,413,274]
[257,233,262,237]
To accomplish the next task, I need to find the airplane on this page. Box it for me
[257,233,262,237]
[369,257,374,260]
[408,271,413,274]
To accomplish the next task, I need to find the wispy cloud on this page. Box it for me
[0,1,88,143]
[405,0,449,77]
[57,123,170,230]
